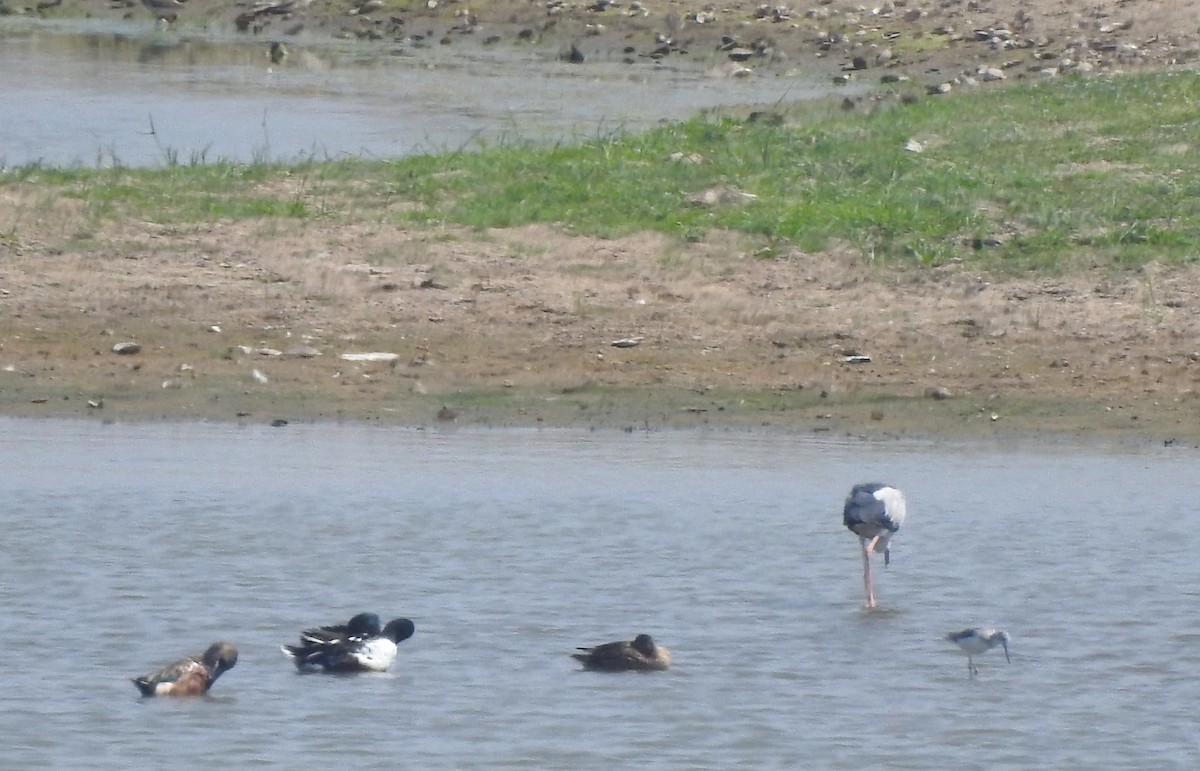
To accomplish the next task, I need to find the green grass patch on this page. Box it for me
[4,71,1200,271]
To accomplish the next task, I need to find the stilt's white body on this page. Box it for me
[946,628,1011,676]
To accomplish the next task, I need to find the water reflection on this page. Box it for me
[0,17,833,168]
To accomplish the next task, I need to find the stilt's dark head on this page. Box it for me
[997,631,1011,663]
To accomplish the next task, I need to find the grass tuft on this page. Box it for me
[3,71,1199,272]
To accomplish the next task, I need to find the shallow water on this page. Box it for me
[1,419,1197,767]
[0,18,834,168]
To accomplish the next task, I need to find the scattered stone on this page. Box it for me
[339,352,401,362]
[284,345,321,358]
[87,399,103,409]
[251,369,269,384]
[904,138,924,153]
[270,418,288,427]
[418,277,449,289]
[843,355,872,364]
[925,386,952,400]
[686,186,758,206]
[436,405,458,421]
[710,61,753,78]
[112,342,141,355]
[611,337,644,348]
[560,43,585,63]
[971,235,1006,249]
[747,110,784,125]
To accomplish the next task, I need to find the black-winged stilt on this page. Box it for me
[946,628,1011,676]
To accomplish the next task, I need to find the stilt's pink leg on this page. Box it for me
[862,544,876,608]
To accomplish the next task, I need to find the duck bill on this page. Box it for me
[1002,641,1011,663]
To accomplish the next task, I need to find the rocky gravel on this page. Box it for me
[13,1,1200,91]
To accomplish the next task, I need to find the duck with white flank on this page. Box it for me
[571,634,671,672]
[296,611,383,647]
[843,483,908,608]
[946,628,1011,677]
[283,614,415,673]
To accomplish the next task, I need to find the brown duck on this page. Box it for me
[132,641,238,697]
[571,634,671,672]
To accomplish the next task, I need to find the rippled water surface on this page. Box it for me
[0,18,833,168]
[1,419,1198,768]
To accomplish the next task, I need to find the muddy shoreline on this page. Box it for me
[2,1,1199,444]
[1,212,1197,445]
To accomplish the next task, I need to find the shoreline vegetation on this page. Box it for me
[2,7,1199,444]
